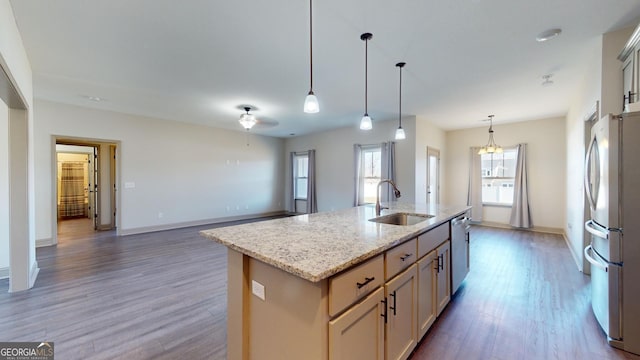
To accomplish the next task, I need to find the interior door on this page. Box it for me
[90,146,99,230]
[426,147,440,204]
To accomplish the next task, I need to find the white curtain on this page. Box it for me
[306,149,318,213]
[381,141,397,202]
[353,144,362,206]
[510,144,532,228]
[467,147,483,222]
[289,152,296,212]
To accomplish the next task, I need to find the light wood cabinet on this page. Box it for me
[329,287,385,360]
[435,241,451,316]
[226,215,463,360]
[619,23,640,110]
[417,250,437,339]
[385,264,418,360]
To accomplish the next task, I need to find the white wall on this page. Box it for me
[34,100,286,239]
[284,117,417,212]
[1,0,37,292]
[0,98,8,278]
[415,116,447,205]
[445,117,566,230]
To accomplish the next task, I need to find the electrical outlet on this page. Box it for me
[236,205,240,210]
[158,212,163,218]
[245,205,249,210]
[252,280,265,301]
[226,205,230,212]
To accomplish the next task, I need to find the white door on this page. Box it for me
[426,147,440,204]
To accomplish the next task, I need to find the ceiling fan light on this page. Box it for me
[239,114,257,130]
[478,147,487,155]
[360,115,372,130]
[395,127,406,140]
[304,92,319,113]
[495,147,504,154]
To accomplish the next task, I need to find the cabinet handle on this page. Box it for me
[381,298,388,324]
[390,291,397,316]
[356,277,375,289]
[437,254,444,272]
[400,253,412,262]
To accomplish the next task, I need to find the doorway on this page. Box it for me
[426,147,440,204]
[54,139,118,244]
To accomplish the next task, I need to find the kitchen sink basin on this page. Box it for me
[369,212,434,226]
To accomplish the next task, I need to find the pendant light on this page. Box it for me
[303,0,319,113]
[478,115,503,154]
[360,33,373,130]
[395,62,406,140]
[239,107,257,130]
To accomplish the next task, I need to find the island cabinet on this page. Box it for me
[416,222,450,339]
[219,208,466,360]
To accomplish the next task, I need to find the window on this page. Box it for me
[481,148,517,205]
[293,153,309,200]
[361,146,382,204]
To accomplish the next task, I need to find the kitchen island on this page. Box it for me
[201,203,470,360]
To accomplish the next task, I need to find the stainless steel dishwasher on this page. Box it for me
[450,212,470,295]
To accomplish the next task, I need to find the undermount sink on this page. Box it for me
[369,212,434,226]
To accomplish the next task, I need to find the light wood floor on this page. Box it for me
[0,220,638,359]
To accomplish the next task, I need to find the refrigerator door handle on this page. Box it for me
[585,219,609,240]
[584,135,599,213]
[584,245,609,272]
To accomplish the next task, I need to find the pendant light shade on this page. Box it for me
[395,62,406,140]
[478,115,502,154]
[360,33,373,130]
[303,0,319,113]
[304,92,319,113]
[239,107,257,130]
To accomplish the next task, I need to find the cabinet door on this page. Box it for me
[385,264,418,360]
[623,54,634,109]
[417,250,437,339]
[329,287,385,360]
[436,241,451,316]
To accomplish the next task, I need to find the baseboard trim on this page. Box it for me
[29,260,39,289]
[475,221,564,235]
[36,238,54,248]
[563,231,584,273]
[119,211,289,236]
[0,267,8,280]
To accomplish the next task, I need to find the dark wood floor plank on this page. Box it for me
[1,219,639,359]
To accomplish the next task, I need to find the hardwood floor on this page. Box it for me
[0,222,637,359]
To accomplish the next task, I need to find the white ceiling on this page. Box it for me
[9,0,640,137]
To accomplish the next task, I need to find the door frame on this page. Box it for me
[51,136,120,245]
[426,147,440,204]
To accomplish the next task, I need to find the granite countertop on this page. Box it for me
[200,203,470,283]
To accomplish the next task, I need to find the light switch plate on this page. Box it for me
[252,280,265,301]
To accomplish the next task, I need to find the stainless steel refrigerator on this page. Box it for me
[584,111,640,355]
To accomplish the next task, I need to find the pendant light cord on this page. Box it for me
[364,37,368,114]
[309,0,313,91]
[399,65,402,128]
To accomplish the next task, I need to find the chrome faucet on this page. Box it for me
[376,179,402,216]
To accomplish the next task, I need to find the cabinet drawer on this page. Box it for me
[385,239,417,280]
[418,222,449,259]
[329,254,384,317]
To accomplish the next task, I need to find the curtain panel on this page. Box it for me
[306,149,318,213]
[510,144,532,228]
[467,147,483,222]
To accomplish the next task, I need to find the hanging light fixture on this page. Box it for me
[360,32,373,130]
[395,62,406,140]
[239,107,257,130]
[303,0,319,113]
[478,115,503,154]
